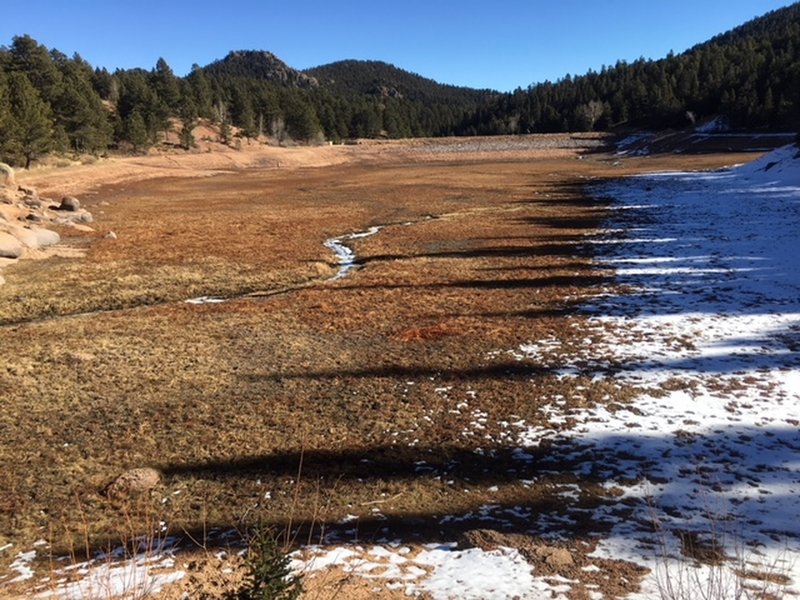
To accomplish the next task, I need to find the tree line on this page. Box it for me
[0,3,797,168]
[459,3,800,135]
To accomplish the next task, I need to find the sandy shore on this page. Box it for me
[16,133,608,198]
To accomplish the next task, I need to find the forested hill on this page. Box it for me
[201,54,498,140]
[203,51,319,89]
[0,2,798,169]
[306,60,494,104]
[458,2,800,135]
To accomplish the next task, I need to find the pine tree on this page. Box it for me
[0,72,11,159]
[55,61,113,154]
[187,64,215,119]
[151,58,181,110]
[179,118,197,149]
[125,110,149,152]
[9,35,63,105]
[5,72,55,168]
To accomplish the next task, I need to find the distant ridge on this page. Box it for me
[305,59,496,104]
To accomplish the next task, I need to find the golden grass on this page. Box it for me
[0,142,745,596]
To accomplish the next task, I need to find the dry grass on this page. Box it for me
[0,138,746,597]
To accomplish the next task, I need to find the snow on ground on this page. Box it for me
[292,543,557,600]
[514,143,800,596]
[7,146,799,598]
[294,145,800,598]
[0,537,184,600]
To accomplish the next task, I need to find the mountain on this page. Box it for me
[202,50,319,89]
[305,59,495,104]
[2,3,799,168]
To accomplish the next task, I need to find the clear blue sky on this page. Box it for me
[1,1,794,92]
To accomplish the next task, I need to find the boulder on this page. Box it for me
[23,195,43,208]
[459,528,575,570]
[32,227,60,248]
[3,225,58,250]
[0,232,23,258]
[531,544,574,568]
[9,226,39,249]
[102,467,162,498]
[58,196,81,212]
[105,231,118,240]
[0,163,15,188]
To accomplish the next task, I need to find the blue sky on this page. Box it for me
[1,1,794,92]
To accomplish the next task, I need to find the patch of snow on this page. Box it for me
[39,558,184,600]
[293,543,564,599]
[509,144,800,597]
[34,538,184,600]
[414,544,547,600]
[9,550,36,583]
[616,133,654,155]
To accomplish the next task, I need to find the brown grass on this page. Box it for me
[0,136,749,597]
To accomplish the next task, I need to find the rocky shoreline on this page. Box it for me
[0,163,94,285]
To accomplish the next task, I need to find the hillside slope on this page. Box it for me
[460,3,800,134]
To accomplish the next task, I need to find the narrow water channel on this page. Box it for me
[184,226,383,304]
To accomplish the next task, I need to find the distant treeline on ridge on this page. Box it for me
[0,2,798,167]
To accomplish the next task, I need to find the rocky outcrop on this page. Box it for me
[0,164,93,284]
[204,50,319,89]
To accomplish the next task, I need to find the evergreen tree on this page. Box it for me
[151,57,182,110]
[179,117,197,149]
[92,67,117,102]
[54,57,113,153]
[125,109,149,152]
[0,72,11,158]
[9,35,63,105]
[186,64,215,119]
[5,72,55,168]
[219,115,232,145]
[284,100,321,141]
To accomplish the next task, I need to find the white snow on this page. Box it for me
[8,145,800,599]
[25,538,185,600]
[184,295,225,305]
[8,550,36,583]
[38,556,184,600]
[513,144,800,597]
[293,543,556,600]
[694,116,730,134]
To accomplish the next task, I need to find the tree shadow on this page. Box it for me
[143,424,800,554]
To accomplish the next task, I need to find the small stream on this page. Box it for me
[184,226,382,304]
[323,226,382,280]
